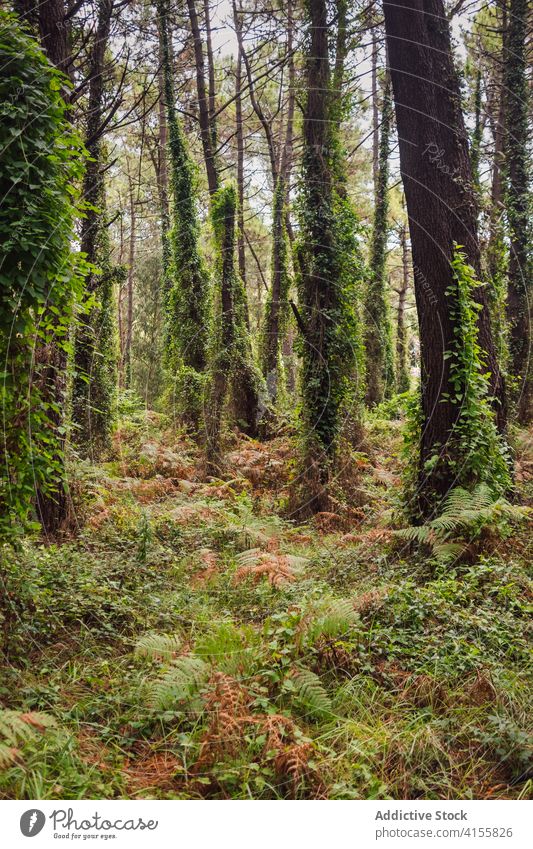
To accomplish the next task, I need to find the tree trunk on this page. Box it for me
[396,224,410,393]
[186,0,218,195]
[364,72,394,406]
[503,0,531,422]
[383,0,507,511]
[71,0,117,458]
[235,51,247,287]
[123,174,136,388]
[371,29,379,195]
[298,0,348,513]
[33,0,71,535]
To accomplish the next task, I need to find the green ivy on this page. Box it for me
[403,247,511,516]
[0,12,87,540]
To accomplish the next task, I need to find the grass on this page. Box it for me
[0,408,531,799]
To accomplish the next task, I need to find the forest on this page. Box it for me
[0,0,531,802]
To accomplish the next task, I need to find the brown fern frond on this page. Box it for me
[273,742,314,793]
[191,548,219,586]
[234,549,300,587]
[195,674,254,768]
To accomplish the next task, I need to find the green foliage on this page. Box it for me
[145,656,210,712]
[296,28,365,496]
[0,12,87,539]
[442,248,511,493]
[299,597,360,647]
[396,484,530,563]
[157,0,210,425]
[207,185,263,451]
[288,666,332,721]
[134,633,182,662]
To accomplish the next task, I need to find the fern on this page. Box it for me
[195,622,261,676]
[0,743,20,769]
[134,633,182,662]
[300,598,360,646]
[0,710,58,772]
[396,485,530,563]
[0,710,57,745]
[288,667,332,721]
[234,548,307,587]
[146,655,209,711]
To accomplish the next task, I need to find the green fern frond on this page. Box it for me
[134,633,182,662]
[195,622,262,676]
[396,525,434,543]
[289,666,332,721]
[302,598,359,646]
[432,542,467,562]
[147,655,209,711]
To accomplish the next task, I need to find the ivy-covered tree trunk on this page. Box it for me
[0,12,85,541]
[72,0,119,459]
[364,73,394,406]
[297,0,363,514]
[503,0,531,423]
[30,0,73,534]
[383,0,508,514]
[206,186,262,470]
[157,0,209,382]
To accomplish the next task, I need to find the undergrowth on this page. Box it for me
[0,411,531,800]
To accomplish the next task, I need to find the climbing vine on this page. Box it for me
[206,185,263,467]
[0,12,87,539]
[158,0,210,375]
[404,247,511,517]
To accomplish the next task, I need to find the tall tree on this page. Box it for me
[503,0,531,422]
[395,222,411,394]
[186,0,218,195]
[364,72,394,406]
[28,0,73,533]
[382,0,509,514]
[297,0,362,514]
[157,0,209,381]
[207,185,263,469]
[0,11,85,540]
[186,0,261,440]
[71,0,120,459]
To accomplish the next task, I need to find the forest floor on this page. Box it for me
[1,405,532,800]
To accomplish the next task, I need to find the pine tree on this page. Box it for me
[260,177,292,401]
[206,185,263,470]
[383,0,509,514]
[296,0,363,514]
[71,0,120,458]
[157,0,210,378]
[503,0,531,422]
[364,72,394,406]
